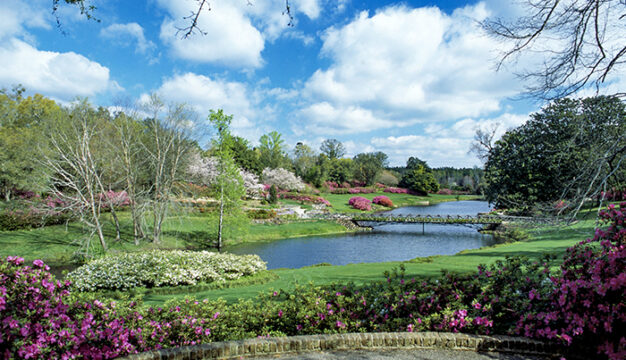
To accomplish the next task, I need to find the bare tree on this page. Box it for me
[110,101,149,245]
[482,0,626,100]
[42,101,108,253]
[142,95,196,244]
[469,122,500,162]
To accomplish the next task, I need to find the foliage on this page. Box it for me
[372,195,393,207]
[226,136,262,174]
[262,168,305,192]
[66,250,266,292]
[246,209,277,220]
[376,170,399,187]
[348,196,372,211]
[0,91,60,201]
[484,96,626,213]
[0,207,72,231]
[319,139,346,160]
[399,157,439,196]
[268,185,278,204]
[259,131,289,170]
[352,152,387,186]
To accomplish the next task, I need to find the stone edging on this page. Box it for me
[118,331,574,360]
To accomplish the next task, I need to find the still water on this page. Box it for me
[228,201,494,269]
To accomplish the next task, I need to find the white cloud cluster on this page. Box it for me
[0,0,115,101]
[0,0,50,40]
[372,112,529,167]
[0,39,114,99]
[295,3,521,136]
[155,0,322,67]
[100,23,156,54]
[144,72,259,135]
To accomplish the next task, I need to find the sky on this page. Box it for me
[0,0,620,167]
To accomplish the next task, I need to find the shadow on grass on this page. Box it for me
[162,230,215,250]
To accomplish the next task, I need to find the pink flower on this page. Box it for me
[32,259,44,268]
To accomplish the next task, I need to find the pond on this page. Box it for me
[228,200,494,269]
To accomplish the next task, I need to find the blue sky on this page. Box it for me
[0,0,611,166]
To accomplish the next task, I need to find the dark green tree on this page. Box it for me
[399,157,439,195]
[353,152,387,185]
[484,96,626,213]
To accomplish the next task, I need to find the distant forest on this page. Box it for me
[387,166,484,194]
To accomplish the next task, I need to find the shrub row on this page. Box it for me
[66,250,266,292]
[247,209,278,220]
[0,209,73,231]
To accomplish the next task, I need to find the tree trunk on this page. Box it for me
[109,206,121,242]
[218,184,224,252]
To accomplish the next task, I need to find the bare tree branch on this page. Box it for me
[483,0,626,100]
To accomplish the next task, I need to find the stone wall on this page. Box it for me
[119,331,576,360]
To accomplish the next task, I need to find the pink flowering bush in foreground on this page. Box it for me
[348,196,371,211]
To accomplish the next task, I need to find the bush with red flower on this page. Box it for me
[372,195,393,208]
[348,196,371,211]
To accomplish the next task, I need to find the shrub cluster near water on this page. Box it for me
[66,250,266,292]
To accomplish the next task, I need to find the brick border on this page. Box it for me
[119,332,577,360]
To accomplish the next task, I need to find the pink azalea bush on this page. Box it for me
[279,192,331,206]
[517,202,626,359]
[383,187,420,195]
[348,196,371,211]
[372,195,393,208]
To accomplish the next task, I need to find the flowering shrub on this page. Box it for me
[67,250,266,292]
[383,187,420,195]
[437,188,453,195]
[98,190,131,208]
[372,195,393,207]
[348,196,371,211]
[598,188,626,201]
[262,168,305,191]
[279,192,331,206]
[517,202,626,359]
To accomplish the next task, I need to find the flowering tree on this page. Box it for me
[262,168,305,192]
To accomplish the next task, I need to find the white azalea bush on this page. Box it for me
[262,167,305,191]
[67,250,266,292]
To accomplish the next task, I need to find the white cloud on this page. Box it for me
[0,0,50,40]
[370,112,530,167]
[145,72,261,135]
[295,102,405,135]
[100,23,156,54]
[155,0,322,67]
[298,3,521,136]
[0,38,114,99]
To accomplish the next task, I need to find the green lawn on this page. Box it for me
[0,210,351,266]
[141,217,596,305]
